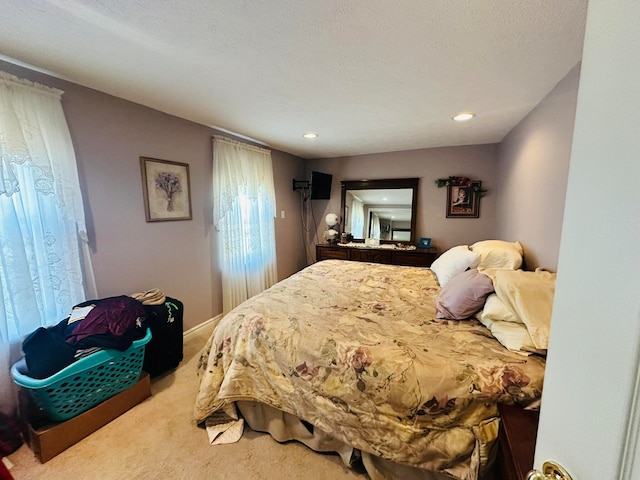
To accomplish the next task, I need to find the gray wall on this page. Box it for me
[306,144,499,256]
[495,64,581,270]
[0,59,308,330]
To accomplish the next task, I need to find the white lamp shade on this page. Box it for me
[325,213,339,227]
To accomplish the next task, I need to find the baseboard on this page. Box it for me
[183,314,223,338]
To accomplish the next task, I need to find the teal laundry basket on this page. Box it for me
[11,328,151,422]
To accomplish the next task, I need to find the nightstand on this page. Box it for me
[496,403,540,480]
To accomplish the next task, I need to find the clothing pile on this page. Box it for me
[22,290,165,379]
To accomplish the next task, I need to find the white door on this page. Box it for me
[534,1,640,479]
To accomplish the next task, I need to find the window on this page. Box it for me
[0,71,95,415]
[212,136,277,313]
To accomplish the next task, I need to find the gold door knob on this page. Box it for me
[526,471,547,480]
[526,461,573,480]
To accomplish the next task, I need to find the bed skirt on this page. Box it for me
[236,401,497,480]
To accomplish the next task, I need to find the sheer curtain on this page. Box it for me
[0,71,96,415]
[350,199,365,238]
[212,136,277,314]
[370,213,381,239]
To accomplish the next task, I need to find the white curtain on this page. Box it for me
[0,71,96,415]
[212,136,277,314]
[350,198,365,238]
[370,213,381,239]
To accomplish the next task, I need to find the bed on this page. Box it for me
[194,241,550,480]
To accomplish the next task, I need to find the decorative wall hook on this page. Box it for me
[434,176,487,197]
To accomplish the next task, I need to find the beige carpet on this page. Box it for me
[7,321,365,480]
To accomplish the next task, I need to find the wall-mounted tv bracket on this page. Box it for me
[292,179,310,191]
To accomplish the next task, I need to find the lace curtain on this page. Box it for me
[370,213,381,239]
[350,199,365,238]
[212,136,277,314]
[0,71,96,415]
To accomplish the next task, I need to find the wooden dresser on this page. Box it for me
[316,244,438,267]
[496,403,540,480]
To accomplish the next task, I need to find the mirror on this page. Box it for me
[340,178,419,243]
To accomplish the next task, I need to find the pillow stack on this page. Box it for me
[430,240,524,289]
[431,240,552,356]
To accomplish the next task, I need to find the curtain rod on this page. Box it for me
[0,71,64,98]
[213,135,271,155]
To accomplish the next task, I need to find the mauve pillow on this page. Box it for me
[436,269,495,319]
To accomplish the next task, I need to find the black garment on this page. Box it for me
[22,319,77,379]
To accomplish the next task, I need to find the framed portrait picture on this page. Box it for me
[446,181,481,218]
[140,157,192,222]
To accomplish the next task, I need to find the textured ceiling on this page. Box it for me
[0,1,588,159]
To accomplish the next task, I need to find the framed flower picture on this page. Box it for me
[140,157,192,222]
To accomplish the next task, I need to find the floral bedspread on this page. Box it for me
[194,260,545,479]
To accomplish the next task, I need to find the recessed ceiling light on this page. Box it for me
[452,112,475,122]
[302,132,318,139]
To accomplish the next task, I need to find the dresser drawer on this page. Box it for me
[350,248,392,264]
[392,250,437,267]
[316,245,349,261]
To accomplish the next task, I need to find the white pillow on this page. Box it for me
[489,268,556,351]
[430,245,481,287]
[471,240,523,270]
[479,293,521,323]
[478,315,545,356]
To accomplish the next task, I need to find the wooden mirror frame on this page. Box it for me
[340,178,419,244]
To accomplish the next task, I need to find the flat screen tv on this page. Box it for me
[310,171,332,200]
